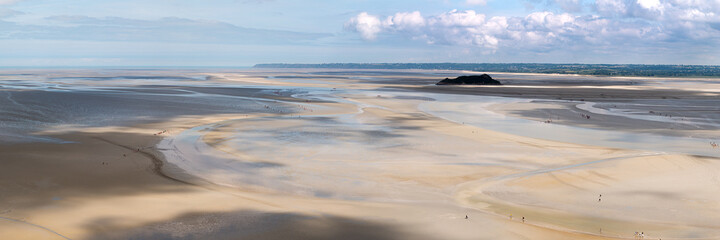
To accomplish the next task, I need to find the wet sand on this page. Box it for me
[1,69,719,239]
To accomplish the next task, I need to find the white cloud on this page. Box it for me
[637,0,663,10]
[431,9,486,27]
[385,11,425,32]
[345,12,383,40]
[593,0,720,22]
[348,10,592,49]
[345,5,720,52]
[585,0,720,44]
[466,0,488,6]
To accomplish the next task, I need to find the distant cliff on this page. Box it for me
[436,74,501,85]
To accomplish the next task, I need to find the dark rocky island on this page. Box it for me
[436,74,502,85]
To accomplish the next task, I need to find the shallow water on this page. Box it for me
[418,93,718,157]
[577,101,720,129]
[156,77,720,201]
[0,74,298,143]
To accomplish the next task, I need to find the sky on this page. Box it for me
[0,0,719,66]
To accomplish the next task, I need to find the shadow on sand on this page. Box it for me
[85,210,436,240]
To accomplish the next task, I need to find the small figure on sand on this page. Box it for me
[465,215,468,219]
[509,214,513,220]
[599,194,602,202]
[522,216,525,223]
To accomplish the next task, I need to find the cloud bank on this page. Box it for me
[1,16,331,44]
[346,0,720,52]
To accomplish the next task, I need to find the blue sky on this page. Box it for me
[0,0,719,66]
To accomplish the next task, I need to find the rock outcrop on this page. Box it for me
[436,74,501,85]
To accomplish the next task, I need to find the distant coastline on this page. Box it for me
[253,63,720,78]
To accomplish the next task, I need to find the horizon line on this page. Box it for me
[3,62,720,69]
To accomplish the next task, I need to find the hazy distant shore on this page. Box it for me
[254,63,720,78]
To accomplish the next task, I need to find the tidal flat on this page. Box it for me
[1,68,719,240]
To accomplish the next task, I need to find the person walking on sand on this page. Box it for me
[522,217,525,223]
[465,215,468,219]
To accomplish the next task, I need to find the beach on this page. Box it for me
[1,68,719,239]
